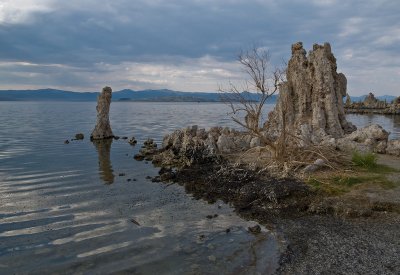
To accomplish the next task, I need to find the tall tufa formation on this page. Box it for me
[91,86,114,140]
[264,42,356,144]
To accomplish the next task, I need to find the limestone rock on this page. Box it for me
[386,139,400,156]
[91,86,114,140]
[264,42,356,143]
[250,137,261,148]
[345,124,389,143]
[345,92,398,115]
[363,92,378,107]
[336,124,389,153]
[217,134,235,153]
[303,158,325,173]
[128,137,137,145]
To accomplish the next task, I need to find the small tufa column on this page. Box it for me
[91,86,114,140]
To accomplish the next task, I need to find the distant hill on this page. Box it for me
[2,88,395,104]
[0,89,96,101]
[0,88,278,103]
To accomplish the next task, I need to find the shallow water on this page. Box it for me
[0,101,399,274]
[0,102,280,274]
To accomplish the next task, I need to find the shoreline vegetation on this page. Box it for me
[75,42,400,273]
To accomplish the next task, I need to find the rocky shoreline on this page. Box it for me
[87,41,399,273]
[132,132,400,274]
[126,122,399,274]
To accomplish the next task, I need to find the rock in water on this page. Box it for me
[75,133,84,140]
[264,42,356,144]
[91,86,114,140]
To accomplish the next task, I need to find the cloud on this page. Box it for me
[0,0,54,25]
[0,0,399,96]
[0,56,245,92]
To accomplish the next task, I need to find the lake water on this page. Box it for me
[0,102,399,274]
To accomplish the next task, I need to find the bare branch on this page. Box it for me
[219,45,285,133]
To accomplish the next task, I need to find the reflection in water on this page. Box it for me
[92,139,114,184]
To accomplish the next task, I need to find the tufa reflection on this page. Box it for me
[92,139,114,184]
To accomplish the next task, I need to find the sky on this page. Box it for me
[0,0,399,96]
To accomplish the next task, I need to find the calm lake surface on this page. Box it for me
[0,101,399,274]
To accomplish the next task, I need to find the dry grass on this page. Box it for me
[229,141,352,178]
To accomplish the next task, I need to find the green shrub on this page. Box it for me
[333,176,364,187]
[351,151,377,169]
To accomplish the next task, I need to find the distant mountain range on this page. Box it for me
[0,88,396,103]
[0,88,278,103]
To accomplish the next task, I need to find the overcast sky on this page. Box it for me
[0,0,399,96]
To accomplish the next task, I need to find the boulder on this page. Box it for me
[345,124,389,142]
[217,134,235,153]
[91,86,114,140]
[386,139,400,156]
[303,158,326,173]
[336,124,389,153]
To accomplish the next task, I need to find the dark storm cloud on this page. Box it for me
[0,0,344,64]
[0,0,399,95]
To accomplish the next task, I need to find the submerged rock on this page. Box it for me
[128,137,137,145]
[91,86,114,140]
[134,138,158,161]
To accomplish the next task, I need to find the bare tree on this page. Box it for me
[219,46,285,135]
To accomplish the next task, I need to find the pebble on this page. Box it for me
[208,255,216,262]
[248,224,261,234]
[207,243,215,250]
